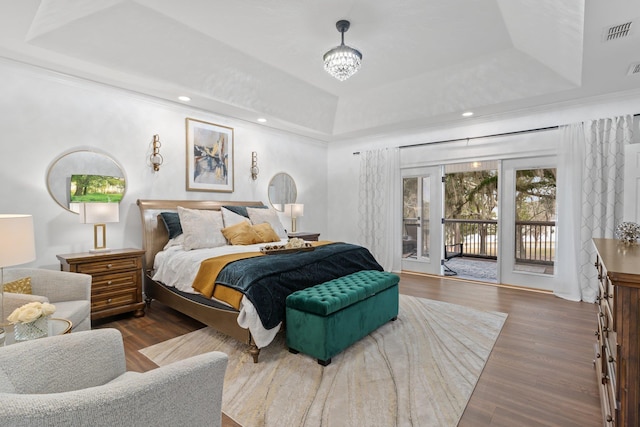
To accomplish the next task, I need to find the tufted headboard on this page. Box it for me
[136,199,265,271]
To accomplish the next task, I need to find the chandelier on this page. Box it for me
[323,20,362,81]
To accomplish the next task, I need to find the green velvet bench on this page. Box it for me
[285,270,400,366]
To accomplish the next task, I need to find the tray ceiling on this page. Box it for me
[0,0,638,141]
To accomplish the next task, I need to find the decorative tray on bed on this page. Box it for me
[260,242,315,255]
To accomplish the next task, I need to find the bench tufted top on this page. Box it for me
[286,270,399,316]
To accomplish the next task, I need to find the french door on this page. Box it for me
[500,156,557,290]
[401,166,442,275]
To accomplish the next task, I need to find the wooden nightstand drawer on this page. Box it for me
[92,271,138,291]
[57,248,145,321]
[75,257,141,275]
[91,288,139,311]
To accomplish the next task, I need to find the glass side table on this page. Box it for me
[0,318,72,346]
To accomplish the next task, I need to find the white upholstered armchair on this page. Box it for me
[3,268,91,331]
[0,329,228,427]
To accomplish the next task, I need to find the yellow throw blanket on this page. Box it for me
[192,252,264,299]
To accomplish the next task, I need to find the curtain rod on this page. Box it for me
[353,113,640,155]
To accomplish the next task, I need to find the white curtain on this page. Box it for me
[556,115,633,302]
[358,148,400,271]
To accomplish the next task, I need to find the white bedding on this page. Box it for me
[152,239,289,348]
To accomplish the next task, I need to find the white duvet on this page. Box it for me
[152,238,290,348]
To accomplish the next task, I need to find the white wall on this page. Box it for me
[328,91,640,250]
[0,59,328,270]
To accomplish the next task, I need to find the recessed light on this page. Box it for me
[462,111,474,117]
[257,118,267,123]
[178,96,191,102]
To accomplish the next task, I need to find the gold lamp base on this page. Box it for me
[90,224,111,253]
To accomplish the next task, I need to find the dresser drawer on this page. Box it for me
[91,288,139,311]
[91,271,138,292]
[75,257,141,274]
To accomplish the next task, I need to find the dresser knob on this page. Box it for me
[107,298,112,303]
[599,312,605,318]
[595,330,600,337]
[608,355,615,363]
[107,264,113,269]
[107,281,112,285]
[606,415,613,422]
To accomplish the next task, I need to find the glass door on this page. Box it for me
[401,166,442,275]
[501,156,557,290]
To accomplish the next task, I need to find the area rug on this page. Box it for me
[140,295,507,427]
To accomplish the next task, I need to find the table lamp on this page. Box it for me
[0,214,36,328]
[79,202,119,252]
[285,203,304,233]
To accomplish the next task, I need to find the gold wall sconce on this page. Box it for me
[250,151,259,180]
[150,134,163,172]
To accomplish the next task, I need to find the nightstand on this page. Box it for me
[287,231,321,241]
[57,248,146,321]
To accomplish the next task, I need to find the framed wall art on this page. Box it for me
[185,118,234,192]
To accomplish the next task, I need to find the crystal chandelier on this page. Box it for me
[323,20,362,81]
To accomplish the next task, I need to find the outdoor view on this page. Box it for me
[514,168,556,274]
[403,163,557,279]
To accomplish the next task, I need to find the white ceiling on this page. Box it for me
[0,0,639,141]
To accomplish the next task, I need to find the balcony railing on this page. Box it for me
[402,218,555,265]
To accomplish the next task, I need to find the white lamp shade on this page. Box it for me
[285,203,304,218]
[79,203,120,224]
[0,214,36,267]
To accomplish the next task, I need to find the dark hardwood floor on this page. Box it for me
[94,273,601,427]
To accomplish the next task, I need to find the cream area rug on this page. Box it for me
[140,295,507,427]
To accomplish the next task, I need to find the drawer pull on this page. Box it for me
[107,298,112,303]
[107,264,113,269]
[595,330,600,337]
[608,355,615,363]
[599,312,605,318]
[107,281,113,285]
[606,415,613,422]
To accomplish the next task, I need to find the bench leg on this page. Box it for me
[318,358,331,366]
[391,316,397,321]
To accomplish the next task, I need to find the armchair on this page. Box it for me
[3,268,91,331]
[0,329,228,427]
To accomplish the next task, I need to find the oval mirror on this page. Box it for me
[268,173,297,212]
[46,150,126,213]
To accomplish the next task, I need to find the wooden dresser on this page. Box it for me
[57,248,146,321]
[593,238,640,427]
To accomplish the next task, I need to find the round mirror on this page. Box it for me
[268,173,297,212]
[46,150,126,213]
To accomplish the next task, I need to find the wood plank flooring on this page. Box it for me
[94,273,601,427]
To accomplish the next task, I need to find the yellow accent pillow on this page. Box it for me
[3,277,32,294]
[253,223,281,243]
[221,221,261,245]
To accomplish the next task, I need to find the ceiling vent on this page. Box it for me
[627,63,640,76]
[602,21,633,41]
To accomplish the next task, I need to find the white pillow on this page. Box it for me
[177,206,226,250]
[221,207,250,228]
[247,207,287,239]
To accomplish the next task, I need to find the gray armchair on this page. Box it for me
[0,329,228,427]
[3,268,91,331]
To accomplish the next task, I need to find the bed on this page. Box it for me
[136,199,383,362]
